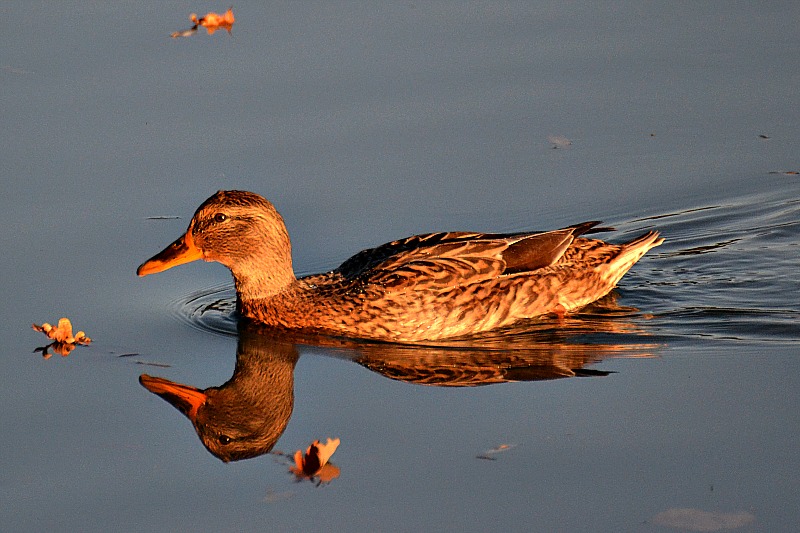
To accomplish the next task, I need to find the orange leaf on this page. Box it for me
[172,9,234,38]
[32,317,91,345]
[198,8,235,35]
[290,438,340,478]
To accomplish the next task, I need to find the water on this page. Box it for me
[3,3,799,531]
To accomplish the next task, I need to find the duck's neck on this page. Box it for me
[230,248,297,304]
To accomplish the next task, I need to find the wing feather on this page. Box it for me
[334,223,602,293]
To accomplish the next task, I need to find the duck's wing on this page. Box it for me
[336,222,602,292]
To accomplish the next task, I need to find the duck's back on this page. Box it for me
[249,224,661,342]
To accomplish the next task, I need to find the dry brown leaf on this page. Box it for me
[290,438,340,481]
[32,318,91,345]
[196,8,235,34]
[172,8,234,38]
[32,317,92,358]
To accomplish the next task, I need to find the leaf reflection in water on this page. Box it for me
[139,294,659,463]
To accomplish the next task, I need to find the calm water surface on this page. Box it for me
[3,3,799,532]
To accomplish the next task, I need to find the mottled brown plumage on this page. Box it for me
[138,190,663,341]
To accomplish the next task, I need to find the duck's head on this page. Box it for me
[137,190,296,299]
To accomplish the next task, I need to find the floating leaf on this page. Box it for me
[476,443,517,460]
[290,438,341,483]
[32,318,91,345]
[32,317,92,359]
[195,8,235,34]
[172,8,235,38]
[547,134,572,149]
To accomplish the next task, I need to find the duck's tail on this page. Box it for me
[604,230,664,287]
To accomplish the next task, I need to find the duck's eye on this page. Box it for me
[213,213,228,223]
[218,435,232,445]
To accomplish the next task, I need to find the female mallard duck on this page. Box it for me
[138,190,663,342]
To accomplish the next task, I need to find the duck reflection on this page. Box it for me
[140,295,658,462]
[332,294,658,386]
[140,330,298,463]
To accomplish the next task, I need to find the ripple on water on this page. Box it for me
[169,283,238,337]
[618,187,800,345]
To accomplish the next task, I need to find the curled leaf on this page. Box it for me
[290,438,341,483]
[32,317,92,358]
[173,8,234,38]
[32,318,91,345]
[195,8,235,35]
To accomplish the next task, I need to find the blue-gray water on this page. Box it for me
[3,3,799,531]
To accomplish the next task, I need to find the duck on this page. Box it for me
[137,190,663,342]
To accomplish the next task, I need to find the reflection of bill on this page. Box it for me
[139,300,658,463]
[140,328,298,463]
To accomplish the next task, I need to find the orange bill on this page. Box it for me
[137,230,202,277]
[139,374,207,422]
